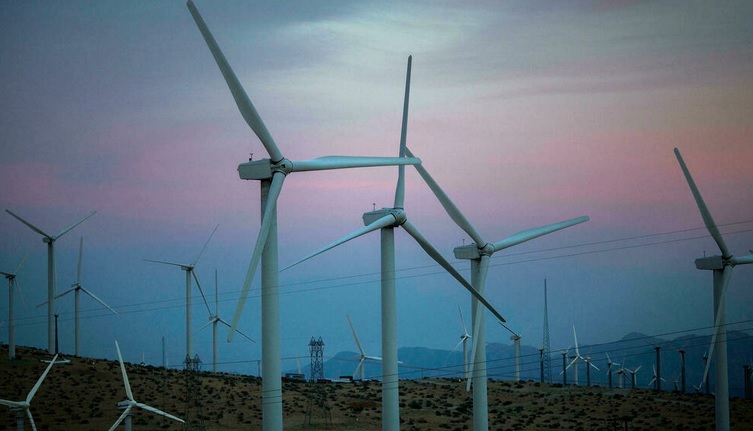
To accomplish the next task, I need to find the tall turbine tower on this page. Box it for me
[1,251,31,360]
[405,146,588,431]
[145,224,218,361]
[284,56,507,431]
[674,147,753,431]
[186,3,420,428]
[5,209,96,353]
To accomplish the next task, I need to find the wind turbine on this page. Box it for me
[145,224,217,362]
[624,365,641,389]
[674,148,753,431]
[0,353,58,431]
[1,251,31,360]
[648,365,666,390]
[510,333,522,382]
[606,353,620,389]
[5,209,96,353]
[282,56,508,431]
[39,237,117,356]
[452,305,472,379]
[197,270,255,372]
[109,341,184,431]
[403,146,588,430]
[346,314,382,381]
[185,3,421,428]
[566,326,598,386]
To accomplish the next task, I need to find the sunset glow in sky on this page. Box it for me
[1,0,752,373]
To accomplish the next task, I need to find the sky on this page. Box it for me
[1,0,752,375]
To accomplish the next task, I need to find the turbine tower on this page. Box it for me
[674,147,753,431]
[5,209,96,353]
[145,224,217,362]
[283,57,507,431]
[185,3,420,428]
[41,237,117,356]
[511,334,521,382]
[405,146,588,431]
[1,251,31,360]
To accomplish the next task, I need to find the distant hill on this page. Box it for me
[299,330,753,398]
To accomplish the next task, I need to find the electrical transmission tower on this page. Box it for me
[306,337,332,427]
[542,279,552,384]
[183,354,207,431]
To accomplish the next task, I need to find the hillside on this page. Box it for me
[3,345,753,430]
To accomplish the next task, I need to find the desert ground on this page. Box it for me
[2,345,752,430]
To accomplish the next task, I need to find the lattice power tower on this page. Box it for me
[306,337,332,426]
[542,279,552,384]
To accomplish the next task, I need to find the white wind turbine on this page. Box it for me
[346,314,382,381]
[5,209,96,353]
[1,251,31,360]
[606,353,620,388]
[674,147,753,431]
[648,365,666,389]
[452,305,472,379]
[185,2,421,428]
[511,333,522,382]
[625,364,641,389]
[197,270,255,372]
[282,55,508,431]
[566,326,598,386]
[39,237,117,356]
[0,353,58,431]
[404,146,588,431]
[145,224,218,362]
[109,341,184,431]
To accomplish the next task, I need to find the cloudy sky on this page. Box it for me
[1,0,752,374]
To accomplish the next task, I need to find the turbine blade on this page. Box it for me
[186,0,283,162]
[353,357,365,380]
[590,362,600,371]
[281,214,395,271]
[491,216,589,252]
[573,326,580,356]
[51,287,77,301]
[135,402,185,423]
[192,270,213,316]
[108,406,132,431]
[5,210,52,239]
[76,237,83,284]
[346,314,366,356]
[218,318,256,342]
[143,258,186,268]
[26,409,37,431]
[0,399,23,408]
[393,55,412,209]
[458,304,468,334]
[451,338,464,353]
[699,265,733,389]
[192,224,219,267]
[115,341,134,401]
[196,319,214,332]
[731,253,753,265]
[54,210,97,239]
[402,220,506,323]
[79,287,118,315]
[673,148,730,257]
[15,279,30,313]
[290,156,420,172]
[405,147,486,246]
[27,353,57,402]
[228,172,285,342]
[15,250,33,274]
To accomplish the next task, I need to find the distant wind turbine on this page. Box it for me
[145,224,217,362]
[5,209,96,353]
[109,341,184,431]
[0,353,58,431]
[1,251,31,360]
[346,314,382,381]
[452,305,472,379]
[197,270,255,372]
[566,326,598,386]
[283,56,507,431]
[404,145,588,431]
[674,147,753,431]
[39,237,117,356]
[606,353,620,389]
[648,365,666,389]
[185,3,421,428]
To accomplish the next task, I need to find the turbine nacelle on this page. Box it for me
[362,208,406,227]
[695,255,725,270]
